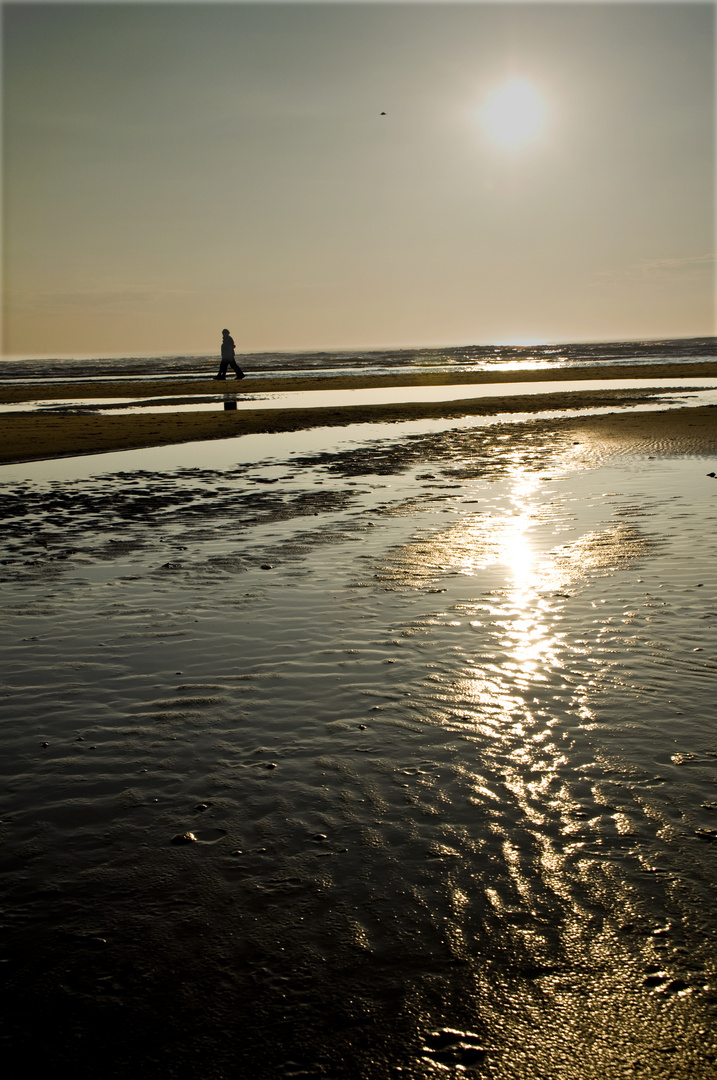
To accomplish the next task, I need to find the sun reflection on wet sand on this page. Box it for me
[0,417,715,1076]
[374,445,676,982]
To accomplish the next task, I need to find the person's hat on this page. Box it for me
[222,328,230,334]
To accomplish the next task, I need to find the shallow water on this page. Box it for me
[1,417,716,1078]
[5,376,717,416]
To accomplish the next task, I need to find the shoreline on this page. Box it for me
[0,364,716,465]
[2,360,716,404]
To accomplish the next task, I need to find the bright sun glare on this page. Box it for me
[481,79,546,148]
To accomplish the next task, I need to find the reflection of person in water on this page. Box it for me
[214,329,245,380]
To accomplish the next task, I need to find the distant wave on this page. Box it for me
[1,337,714,381]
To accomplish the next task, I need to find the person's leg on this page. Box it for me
[229,359,245,379]
[214,359,228,379]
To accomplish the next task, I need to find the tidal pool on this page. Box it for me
[0,416,716,1078]
[5,376,717,416]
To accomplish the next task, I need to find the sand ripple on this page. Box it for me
[1,420,716,1076]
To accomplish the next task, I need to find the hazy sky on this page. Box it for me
[3,1,715,357]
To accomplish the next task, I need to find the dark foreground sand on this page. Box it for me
[2,362,717,463]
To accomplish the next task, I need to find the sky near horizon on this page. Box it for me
[2,1,715,357]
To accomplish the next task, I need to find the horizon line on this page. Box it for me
[2,334,716,365]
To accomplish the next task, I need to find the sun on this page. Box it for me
[480,79,546,149]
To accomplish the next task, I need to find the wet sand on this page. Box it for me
[1,361,717,464]
[2,366,717,1078]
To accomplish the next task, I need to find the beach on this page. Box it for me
[5,0,716,1069]
[2,360,717,464]
[1,360,717,1078]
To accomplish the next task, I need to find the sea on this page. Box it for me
[1,335,715,381]
[1,339,716,1078]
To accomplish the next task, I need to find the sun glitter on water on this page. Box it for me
[480,78,546,148]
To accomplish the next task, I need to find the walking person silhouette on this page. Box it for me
[214,329,245,380]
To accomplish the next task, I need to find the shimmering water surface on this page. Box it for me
[1,335,715,382]
[1,416,716,1078]
[6,377,717,416]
